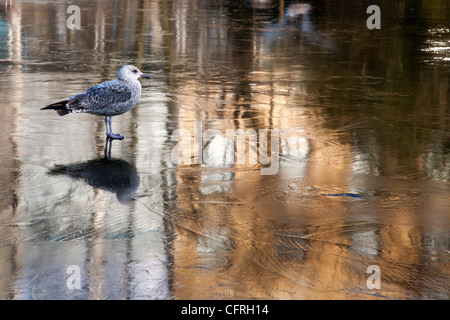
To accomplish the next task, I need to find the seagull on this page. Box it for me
[41,65,150,140]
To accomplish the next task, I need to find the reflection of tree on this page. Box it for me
[165,0,449,299]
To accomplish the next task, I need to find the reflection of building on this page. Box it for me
[163,0,449,299]
[0,0,448,300]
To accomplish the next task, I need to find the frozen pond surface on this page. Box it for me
[0,0,449,299]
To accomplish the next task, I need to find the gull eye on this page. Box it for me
[132,69,138,73]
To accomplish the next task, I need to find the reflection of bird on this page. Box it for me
[261,3,334,51]
[285,3,311,19]
[49,154,140,204]
[41,65,150,140]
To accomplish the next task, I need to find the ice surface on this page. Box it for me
[0,0,448,300]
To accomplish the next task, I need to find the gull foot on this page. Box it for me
[107,132,124,140]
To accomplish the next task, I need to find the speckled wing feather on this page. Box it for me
[67,80,132,114]
[42,80,132,116]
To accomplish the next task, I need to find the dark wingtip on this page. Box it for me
[56,109,70,116]
[41,100,70,116]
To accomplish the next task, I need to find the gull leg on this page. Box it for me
[106,116,124,140]
[104,136,113,159]
[104,116,110,136]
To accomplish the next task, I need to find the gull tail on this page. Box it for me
[41,100,71,116]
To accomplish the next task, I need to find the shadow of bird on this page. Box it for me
[48,139,140,204]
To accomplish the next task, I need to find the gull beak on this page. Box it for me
[140,73,150,79]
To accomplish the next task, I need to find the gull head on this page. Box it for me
[118,65,150,82]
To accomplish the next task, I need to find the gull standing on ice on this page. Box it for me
[41,65,150,140]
